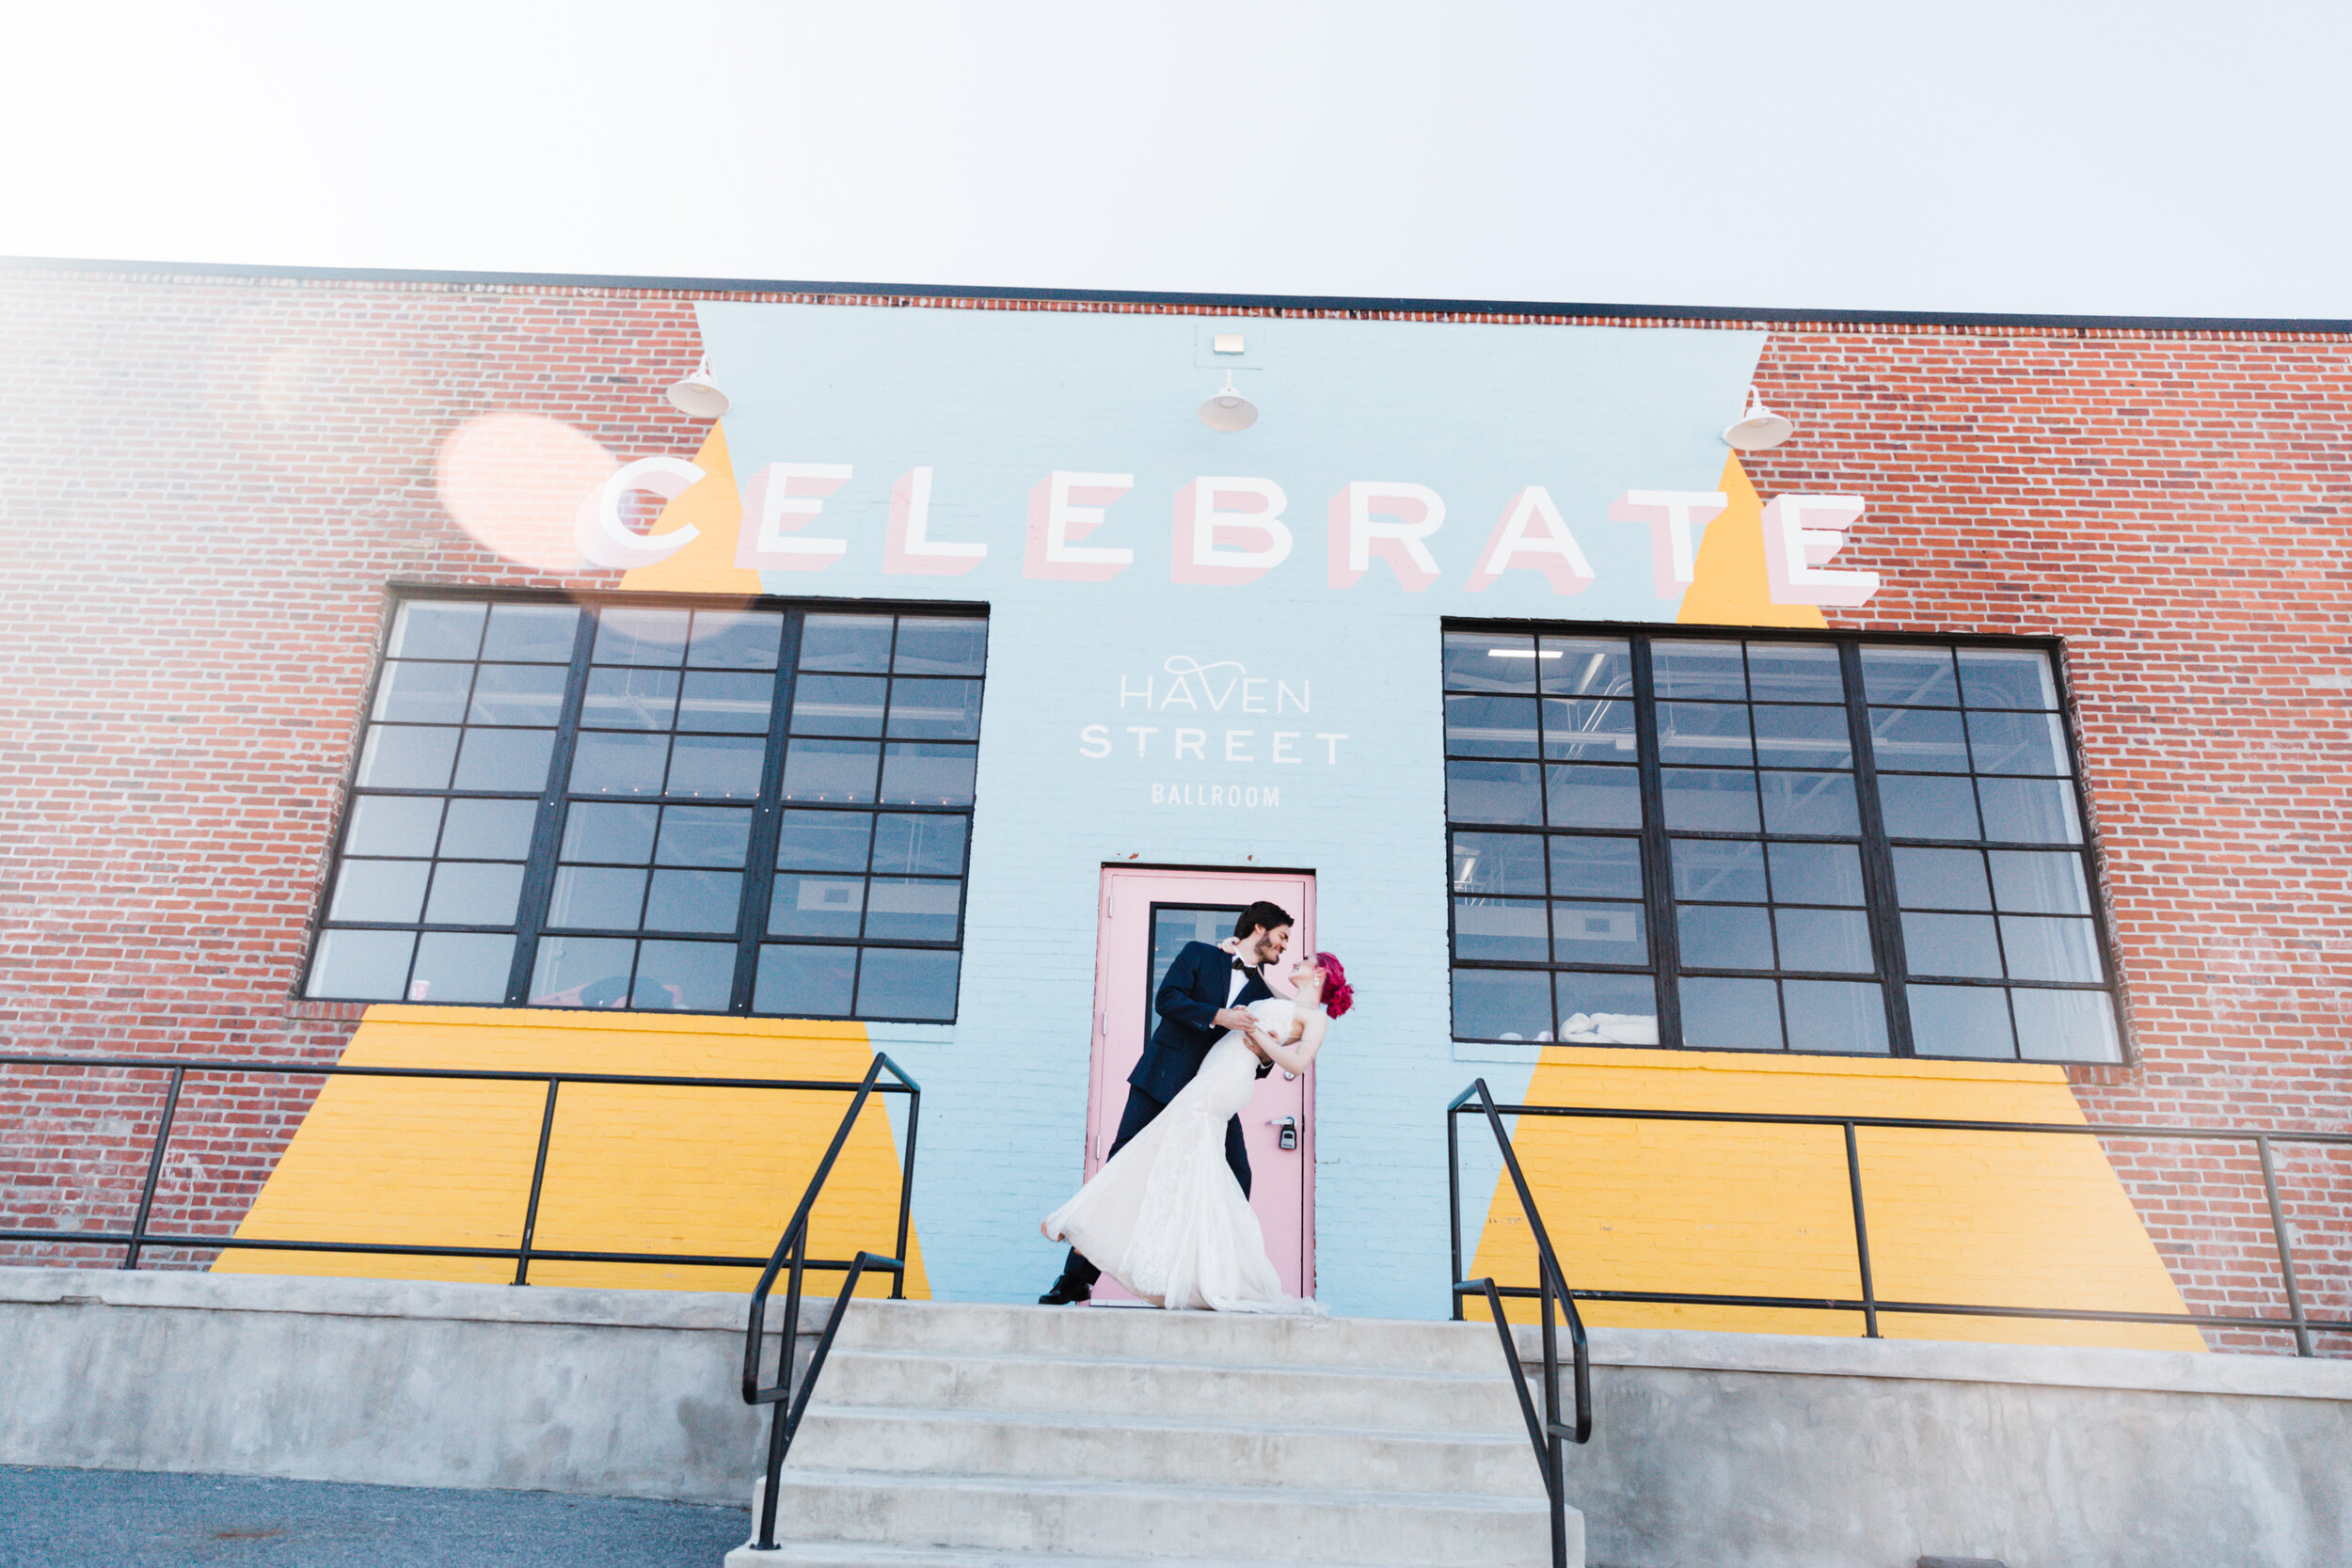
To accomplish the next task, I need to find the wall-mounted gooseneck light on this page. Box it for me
[666,354,730,420]
[1198,372,1258,433]
[1723,388,1793,451]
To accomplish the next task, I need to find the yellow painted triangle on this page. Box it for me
[620,425,761,595]
[1677,453,1826,629]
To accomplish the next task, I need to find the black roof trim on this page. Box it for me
[7,254,2349,336]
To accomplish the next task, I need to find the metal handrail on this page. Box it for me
[740,1052,921,1556]
[1448,1079,1590,1568]
[1447,1097,2352,1359]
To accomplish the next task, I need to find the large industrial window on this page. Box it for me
[305,593,984,1022]
[1443,625,2122,1062]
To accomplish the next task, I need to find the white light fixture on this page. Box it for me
[1723,388,1794,451]
[1197,372,1258,433]
[666,354,730,420]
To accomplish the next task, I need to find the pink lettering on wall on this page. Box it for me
[738,462,852,571]
[1171,477,1294,585]
[1327,481,1444,592]
[1606,490,1728,596]
[1025,470,1136,581]
[1761,495,1879,607]
[1465,485,1596,595]
[884,466,987,576]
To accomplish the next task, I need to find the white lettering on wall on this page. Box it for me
[576,456,706,569]
[1761,496,1880,608]
[739,462,854,571]
[1607,490,1728,596]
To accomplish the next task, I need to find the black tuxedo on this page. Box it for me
[1052,940,1273,1296]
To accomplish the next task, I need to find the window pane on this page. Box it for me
[644,868,743,934]
[1656,703,1752,766]
[424,862,524,926]
[307,929,415,1000]
[1767,842,1865,906]
[1447,761,1542,826]
[1901,912,2004,978]
[1679,976,1783,1050]
[329,861,430,924]
[1892,847,1992,911]
[1651,641,1746,700]
[1772,908,1873,974]
[667,735,767,799]
[1451,967,1552,1041]
[1860,645,1957,706]
[358,725,458,789]
[871,814,967,877]
[1677,904,1774,970]
[1445,694,1539,758]
[1542,699,1636,761]
[777,810,873,871]
[856,946,960,1021]
[1782,980,1888,1053]
[1538,637,1633,697]
[893,616,987,675]
[1867,706,1970,771]
[887,678,983,741]
[1758,771,1859,836]
[1548,836,1642,898]
[1988,851,2091,914]
[792,674,888,736]
[881,742,977,806]
[632,941,737,1010]
[675,671,774,734]
[1966,710,2069,776]
[784,739,881,804]
[562,801,660,863]
[547,865,647,929]
[389,600,486,660]
[1956,648,2058,710]
[439,798,538,860]
[481,602,579,662]
[770,874,866,938]
[1745,642,1845,703]
[1977,778,2081,844]
[1751,705,1851,768]
[866,877,961,942]
[373,661,473,723]
[688,610,783,670]
[1999,916,2103,983]
[1547,765,1643,829]
[408,933,515,1004]
[1672,838,1767,902]
[1442,630,1538,693]
[582,667,680,730]
[1556,973,1658,1042]
[1875,774,1980,839]
[593,608,691,666]
[1661,768,1758,832]
[345,796,442,858]
[1907,985,2015,1058]
[468,664,568,726]
[755,943,856,1016]
[453,728,554,792]
[799,614,894,673]
[656,806,753,867]
[570,732,670,796]
[1453,897,1549,962]
[2010,989,2122,1062]
[1552,901,1647,964]
[1451,832,1546,895]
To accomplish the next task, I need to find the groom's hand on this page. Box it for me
[1212,1007,1254,1032]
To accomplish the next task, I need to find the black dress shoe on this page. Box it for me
[1038,1279,1091,1306]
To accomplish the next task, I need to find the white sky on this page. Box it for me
[5,1,2348,319]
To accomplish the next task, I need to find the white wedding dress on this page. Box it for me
[1044,997,1325,1314]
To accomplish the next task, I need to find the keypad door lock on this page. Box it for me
[1269,1115,1298,1151]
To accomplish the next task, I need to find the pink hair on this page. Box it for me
[1313,952,1355,1020]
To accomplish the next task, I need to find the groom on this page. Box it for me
[1039,899,1294,1305]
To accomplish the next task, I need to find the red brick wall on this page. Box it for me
[1,270,2343,1348]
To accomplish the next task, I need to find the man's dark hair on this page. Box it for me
[1234,901,1294,942]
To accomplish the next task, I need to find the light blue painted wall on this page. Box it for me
[700,303,1764,1318]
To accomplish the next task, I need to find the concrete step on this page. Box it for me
[725,1542,1429,1568]
[752,1468,1562,1567]
[817,1348,1527,1433]
[790,1403,1547,1497]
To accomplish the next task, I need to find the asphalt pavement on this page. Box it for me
[0,1465,749,1568]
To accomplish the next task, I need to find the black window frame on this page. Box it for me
[300,586,987,1024]
[1442,619,2129,1064]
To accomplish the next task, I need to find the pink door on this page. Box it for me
[1087,867,1315,1301]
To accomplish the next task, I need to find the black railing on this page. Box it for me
[1448,1080,1590,1568]
[1446,1091,2352,1359]
[739,1053,919,1555]
[0,1053,920,1287]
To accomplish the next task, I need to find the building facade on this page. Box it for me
[1,263,2344,1351]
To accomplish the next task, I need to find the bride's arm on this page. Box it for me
[1254,1010,1327,1074]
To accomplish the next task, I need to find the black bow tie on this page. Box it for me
[1232,958,1253,973]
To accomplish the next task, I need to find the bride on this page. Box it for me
[1042,951,1355,1313]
